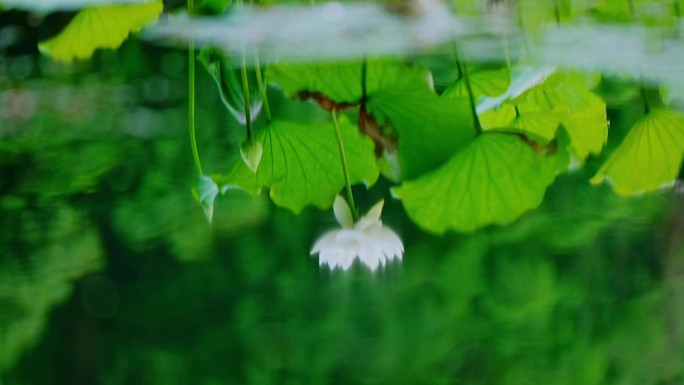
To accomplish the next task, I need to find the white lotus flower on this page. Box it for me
[311,196,404,271]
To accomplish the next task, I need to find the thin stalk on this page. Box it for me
[188,0,202,176]
[461,61,483,135]
[358,57,369,137]
[451,40,463,80]
[675,0,681,31]
[452,44,481,135]
[361,56,368,103]
[552,0,561,25]
[628,0,637,22]
[641,83,651,115]
[254,53,271,123]
[240,53,253,139]
[332,109,359,222]
[449,0,457,12]
[503,36,512,70]
[515,1,529,58]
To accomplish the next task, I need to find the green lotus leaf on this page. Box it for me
[0,0,150,11]
[267,58,432,105]
[441,68,510,100]
[588,0,680,25]
[477,65,556,114]
[591,107,684,196]
[393,133,557,234]
[558,92,609,159]
[479,104,516,130]
[479,105,574,172]
[38,1,163,61]
[222,117,379,213]
[508,73,608,161]
[367,86,475,179]
[481,105,560,145]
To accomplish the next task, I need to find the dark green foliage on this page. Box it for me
[1,1,684,384]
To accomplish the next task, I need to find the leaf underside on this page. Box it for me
[39,1,163,61]
[442,68,510,100]
[368,86,475,179]
[591,107,684,196]
[267,58,432,105]
[480,72,608,166]
[519,77,608,160]
[224,117,379,213]
[394,133,557,234]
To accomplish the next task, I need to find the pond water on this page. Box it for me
[1,0,684,384]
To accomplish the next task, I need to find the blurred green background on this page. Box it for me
[1,6,684,385]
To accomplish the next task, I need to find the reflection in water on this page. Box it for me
[0,205,103,372]
[147,1,684,95]
[148,0,470,62]
[1,0,684,384]
[0,0,151,11]
[540,24,684,93]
